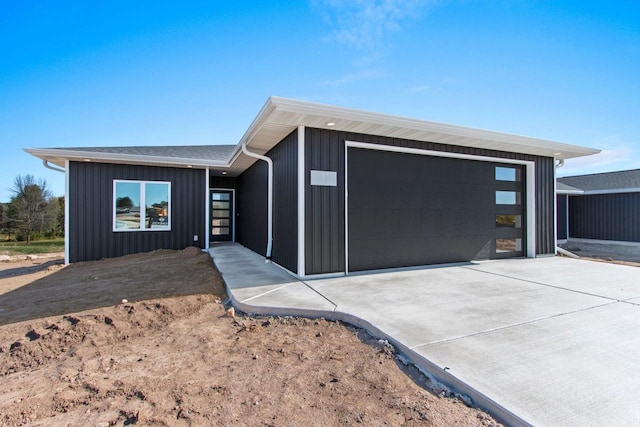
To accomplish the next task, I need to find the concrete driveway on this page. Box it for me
[211,243,640,426]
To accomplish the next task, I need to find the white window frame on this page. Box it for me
[113,180,172,232]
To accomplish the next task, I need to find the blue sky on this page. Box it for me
[1,1,638,201]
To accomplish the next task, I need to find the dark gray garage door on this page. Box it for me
[347,147,524,272]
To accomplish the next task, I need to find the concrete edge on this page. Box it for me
[225,282,532,427]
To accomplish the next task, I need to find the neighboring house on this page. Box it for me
[26,97,599,278]
[557,169,640,243]
[555,182,584,241]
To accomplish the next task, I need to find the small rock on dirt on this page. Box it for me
[226,307,235,318]
[25,329,41,341]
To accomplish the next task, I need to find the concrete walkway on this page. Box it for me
[210,242,640,427]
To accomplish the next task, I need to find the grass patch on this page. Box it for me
[0,238,65,255]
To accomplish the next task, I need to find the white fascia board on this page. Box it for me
[269,97,601,159]
[64,160,70,265]
[237,97,278,150]
[24,148,230,169]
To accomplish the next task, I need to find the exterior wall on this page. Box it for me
[270,130,298,272]
[210,176,237,189]
[68,162,205,262]
[304,127,557,275]
[557,194,568,240]
[569,192,640,242]
[236,130,298,273]
[237,161,267,256]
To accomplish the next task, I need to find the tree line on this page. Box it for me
[0,175,64,244]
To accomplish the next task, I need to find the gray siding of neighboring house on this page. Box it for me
[236,130,298,273]
[68,162,205,262]
[304,127,557,275]
[569,192,640,242]
[557,194,568,240]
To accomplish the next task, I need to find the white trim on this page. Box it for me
[297,125,306,277]
[344,141,538,270]
[112,180,172,232]
[211,188,236,242]
[346,141,536,166]
[64,160,70,265]
[205,168,210,248]
[525,163,536,257]
[553,162,558,255]
[344,142,349,275]
[580,188,640,195]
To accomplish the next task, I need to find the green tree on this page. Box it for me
[0,203,5,239]
[56,196,65,237]
[7,175,52,244]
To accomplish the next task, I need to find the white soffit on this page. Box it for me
[239,97,601,161]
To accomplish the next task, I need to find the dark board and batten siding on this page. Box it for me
[304,127,557,275]
[569,193,640,242]
[236,130,298,273]
[237,162,268,256]
[69,162,205,262]
[270,131,298,273]
[304,128,346,275]
[556,194,568,240]
[210,176,237,189]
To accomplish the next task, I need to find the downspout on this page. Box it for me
[241,143,273,259]
[43,160,65,173]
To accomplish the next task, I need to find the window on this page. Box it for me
[496,238,522,253]
[113,180,171,232]
[496,214,522,228]
[495,166,520,182]
[496,191,520,205]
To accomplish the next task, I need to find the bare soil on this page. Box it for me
[0,248,499,426]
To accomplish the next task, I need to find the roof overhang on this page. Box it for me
[236,96,601,161]
[23,148,230,170]
[25,96,601,175]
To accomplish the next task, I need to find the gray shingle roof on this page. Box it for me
[558,169,640,192]
[556,182,583,192]
[56,145,237,162]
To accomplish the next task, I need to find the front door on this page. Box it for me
[211,190,233,242]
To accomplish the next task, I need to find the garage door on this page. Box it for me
[347,147,524,272]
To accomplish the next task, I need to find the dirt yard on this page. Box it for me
[0,248,499,426]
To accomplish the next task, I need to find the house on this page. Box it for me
[557,169,640,243]
[25,97,599,278]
